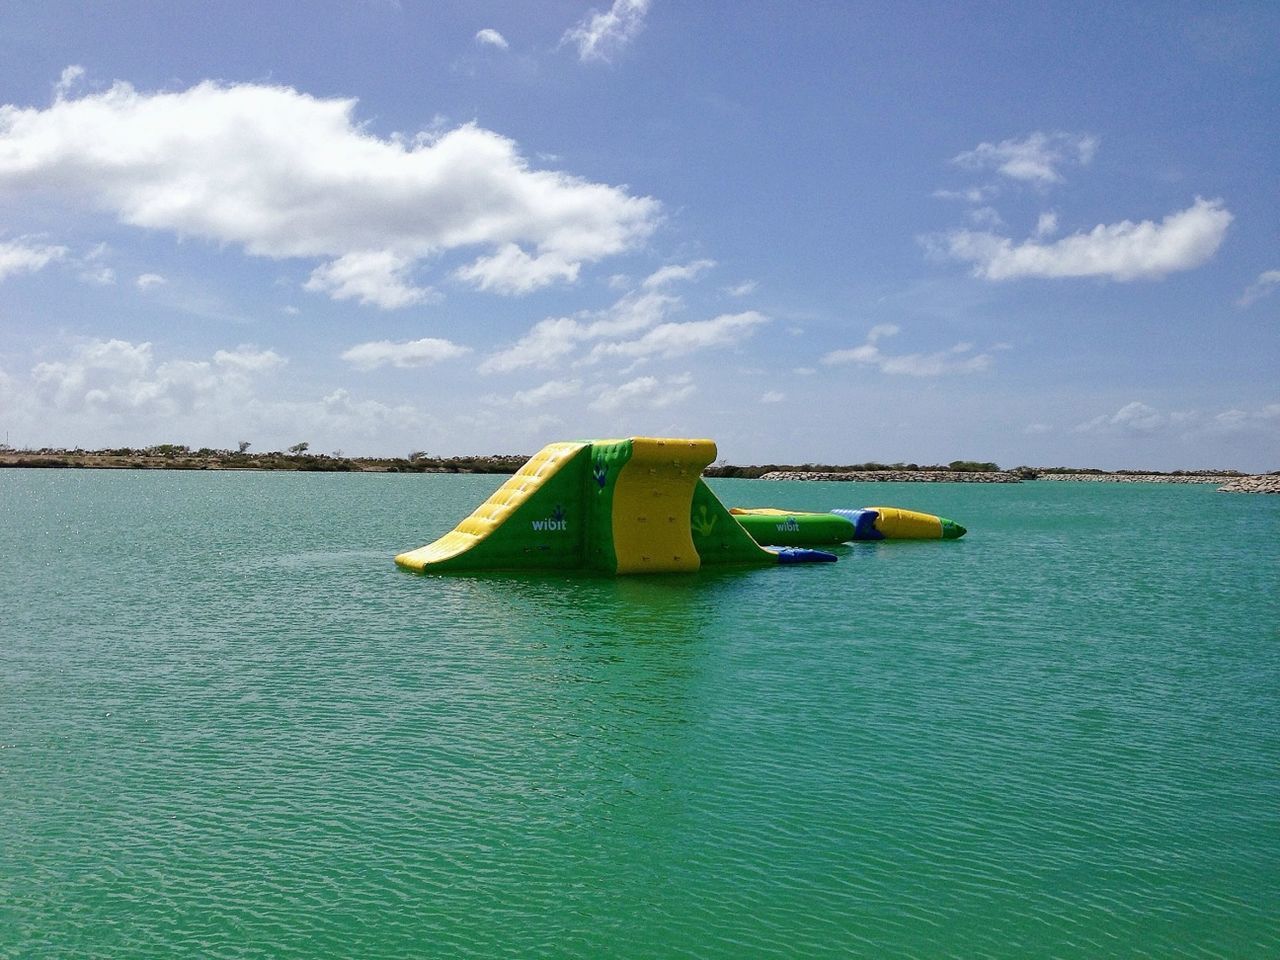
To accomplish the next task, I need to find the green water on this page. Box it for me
[2,470,1277,959]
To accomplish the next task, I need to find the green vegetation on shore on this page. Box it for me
[0,444,527,474]
[1,445,1265,478]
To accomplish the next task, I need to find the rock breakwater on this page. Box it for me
[1217,476,1280,494]
[757,470,1022,483]
[1035,473,1226,485]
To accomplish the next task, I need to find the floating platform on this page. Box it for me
[395,437,831,575]
[731,506,966,546]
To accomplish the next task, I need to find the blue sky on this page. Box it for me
[0,1,1276,469]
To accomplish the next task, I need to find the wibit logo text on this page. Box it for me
[532,505,568,532]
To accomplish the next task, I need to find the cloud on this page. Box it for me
[0,75,659,306]
[933,185,998,204]
[308,388,420,433]
[511,378,582,406]
[53,65,85,101]
[475,28,509,50]
[929,198,1232,281]
[305,251,436,308]
[0,239,67,281]
[478,288,678,373]
[643,259,715,288]
[563,0,650,62]
[15,337,423,447]
[1074,401,1168,435]
[480,316,584,374]
[1034,211,1058,239]
[951,131,1098,185]
[213,346,287,373]
[822,326,993,377]
[588,310,768,361]
[968,206,1005,229]
[79,265,116,285]
[590,373,695,413]
[1075,401,1280,439]
[723,279,757,297]
[29,338,284,416]
[1237,269,1280,307]
[760,390,786,403]
[341,337,471,371]
[452,243,578,294]
[136,272,166,290]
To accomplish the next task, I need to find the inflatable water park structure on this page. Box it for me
[395,437,964,575]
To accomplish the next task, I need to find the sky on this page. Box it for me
[0,1,1276,470]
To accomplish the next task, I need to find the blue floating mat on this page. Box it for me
[768,547,838,564]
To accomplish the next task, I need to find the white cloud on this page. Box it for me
[304,251,435,309]
[933,185,998,204]
[15,337,422,447]
[1034,211,1059,239]
[475,28,509,50]
[643,259,715,288]
[563,0,650,62]
[480,317,586,374]
[136,272,166,290]
[951,131,1098,185]
[32,339,153,411]
[931,198,1232,281]
[588,310,767,361]
[822,326,993,377]
[0,239,67,281]
[79,265,116,286]
[29,338,283,416]
[760,390,786,403]
[453,243,578,294]
[590,373,695,413]
[511,378,582,406]
[1237,269,1280,307]
[53,65,85,101]
[341,337,471,371]
[968,206,1005,229]
[1074,401,1175,436]
[723,279,757,297]
[0,75,659,306]
[479,288,678,373]
[583,289,677,338]
[481,292,762,375]
[310,388,420,433]
[213,346,287,373]
[1075,401,1280,439]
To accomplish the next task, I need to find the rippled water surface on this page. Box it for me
[2,469,1277,958]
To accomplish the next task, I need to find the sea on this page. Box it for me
[2,468,1277,959]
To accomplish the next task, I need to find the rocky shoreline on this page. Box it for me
[756,469,1279,493]
[3,450,1276,492]
[1217,476,1280,494]
[1033,472,1227,484]
[758,470,1022,483]
[0,449,526,474]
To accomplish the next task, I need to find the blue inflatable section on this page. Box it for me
[770,547,838,564]
[831,508,884,541]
